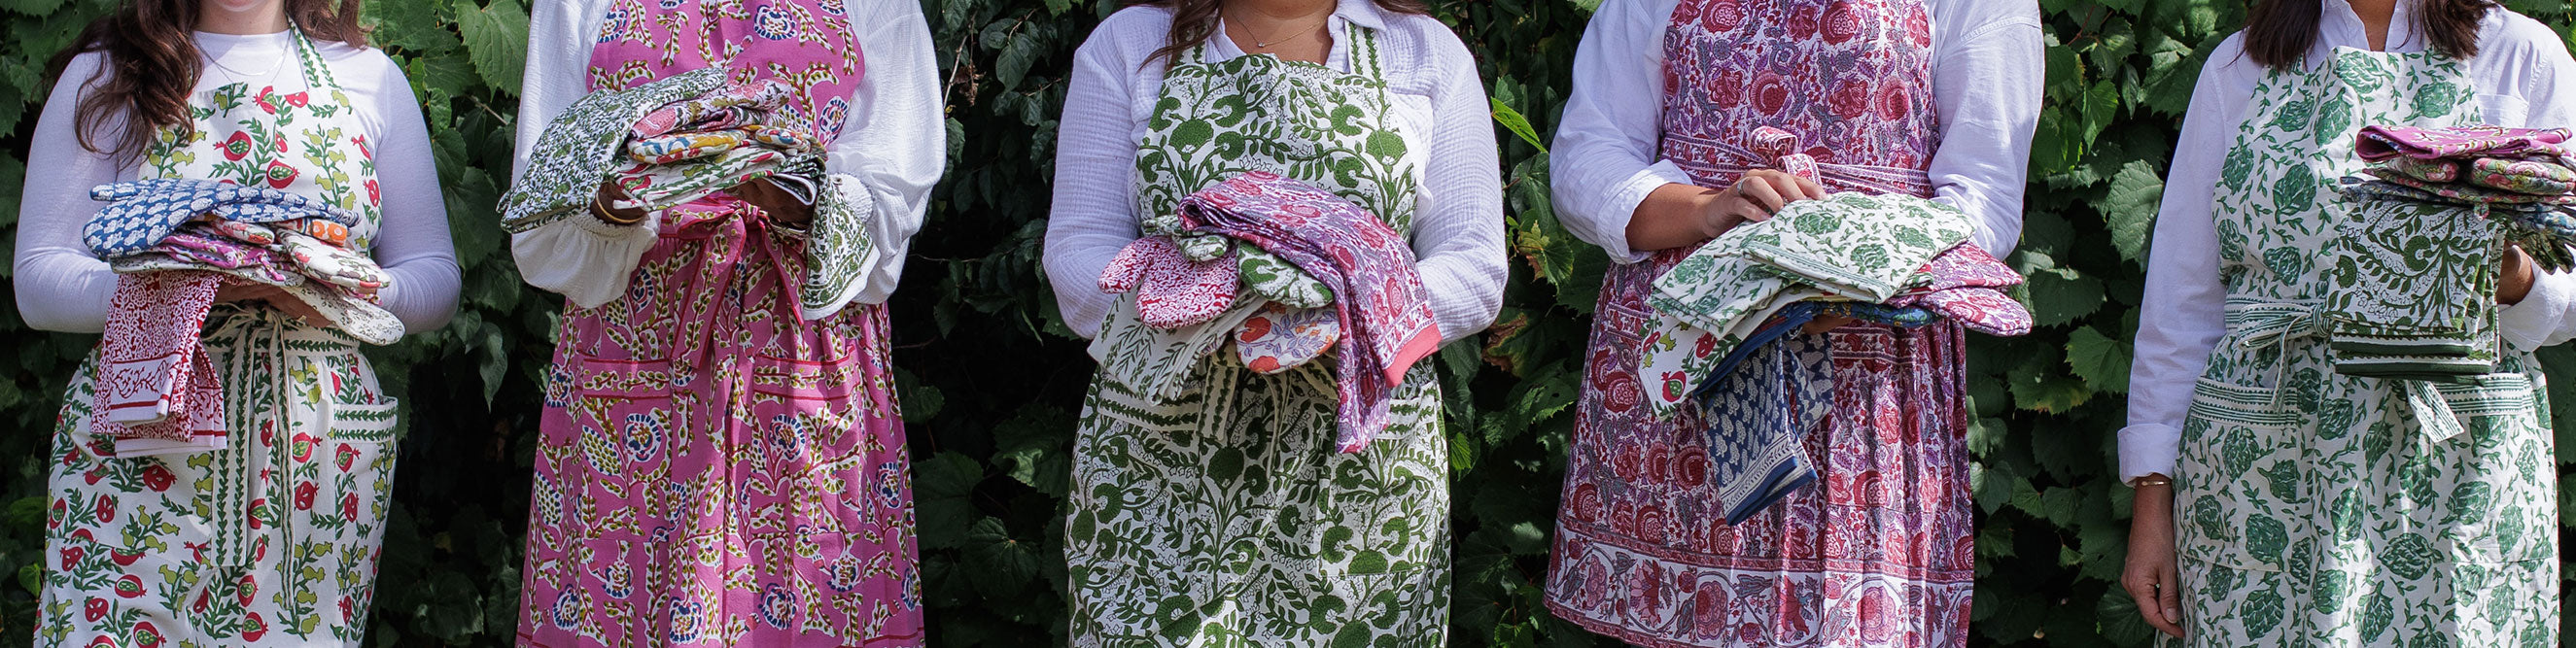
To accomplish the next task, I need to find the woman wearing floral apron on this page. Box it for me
[2122,0,2576,644]
[1544,0,2039,645]
[506,0,943,645]
[1044,0,1504,643]
[14,0,461,645]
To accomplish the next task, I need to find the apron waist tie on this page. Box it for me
[2226,299,2468,442]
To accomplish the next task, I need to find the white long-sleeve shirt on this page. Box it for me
[509,0,944,312]
[2119,2,2576,482]
[1549,0,2044,261]
[14,31,460,334]
[1043,1,1508,343]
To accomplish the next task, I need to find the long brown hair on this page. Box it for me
[1132,0,1431,66]
[43,0,366,158]
[2243,0,2491,69]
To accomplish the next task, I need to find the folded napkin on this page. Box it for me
[1177,172,1441,453]
[1140,210,1334,309]
[86,179,358,257]
[1736,192,1975,303]
[1235,301,1340,375]
[2325,197,2500,379]
[2469,156,2576,195]
[93,271,229,456]
[500,67,729,233]
[2363,167,2576,205]
[1089,294,1271,401]
[2356,124,2572,162]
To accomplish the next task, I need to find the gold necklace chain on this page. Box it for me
[1227,9,1330,49]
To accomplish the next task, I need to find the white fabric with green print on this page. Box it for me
[2169,48,2557,648]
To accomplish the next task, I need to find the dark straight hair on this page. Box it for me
[2243,0,2492,69]
[1131,0,1432,66]
[43,0,367,158]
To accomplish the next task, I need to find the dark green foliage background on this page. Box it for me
[0,0,2572,645]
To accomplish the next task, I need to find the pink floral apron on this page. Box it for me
[1544,0,1977,645]
[515,2,922,646]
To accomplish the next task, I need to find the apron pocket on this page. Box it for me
[2420,372,2554,566]
[2175,377,2305,571]
[748,353,874,539]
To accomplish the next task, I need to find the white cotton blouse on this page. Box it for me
[1042,1,1509,343]
[2120,2,2576,482]
[1549,0,2046,261]
[508,0,944,312]
[14,31,460,334]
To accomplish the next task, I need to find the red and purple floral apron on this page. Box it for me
[1544,0,1976,645]
[516,2,922,646]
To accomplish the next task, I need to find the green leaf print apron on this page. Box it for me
[37,30,402,648]
[1065,31,1451,647]
[2171,48,2556,648]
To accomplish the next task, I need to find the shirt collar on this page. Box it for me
[2317,0,2424,53]
[1334,0,1388,31]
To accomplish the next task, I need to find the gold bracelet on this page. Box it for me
[591,198,642,225]
[2131,477,2174,488]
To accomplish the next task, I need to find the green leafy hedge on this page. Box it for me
[0,0,2571,645]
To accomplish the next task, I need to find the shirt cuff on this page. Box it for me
[2498,265,2575,351]
[2116,423,2182,484]
[1591,161,1695,264]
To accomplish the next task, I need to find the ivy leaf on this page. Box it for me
[0,0,68,17]
[1491,98,1549,152]
[2096,591,2158,646]
[996,34,1040,89]
[366,0,459,55]
[992,405,1073,496]
[456,0,530,95]
[2101,160,2164,263]
[2065,326,2132,393]
[962,517,1041,597]
[915,453,983,551]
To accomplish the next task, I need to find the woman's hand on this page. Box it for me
[1623,170,1828,253]
[2498,244,2536,305]
[2123,478,2187,639]
[215,282,327,324]
[592,180,649,225]
[731,178,814,226]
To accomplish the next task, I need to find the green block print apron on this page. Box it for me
[2170,48,2557,648]
[1066,31,1451,647]
[37,30,402,648]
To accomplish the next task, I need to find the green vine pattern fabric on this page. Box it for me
[1736,192,1973,302]
[2323,198,2501,379]
[2172,47,2558,648]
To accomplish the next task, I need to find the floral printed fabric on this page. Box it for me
[1737,192,1974,303]
[85,179,357,257]
[2355,123,2571,161]
[2470,156,2576,194]
[1547,0,1983,644]
[2172,47,2555,648]
[1071,29,1448,647]
[1097,235,1239,329]
[1235,300,1340,374]
[2361,167,2576,204]
[92,271,227,455]
[519,1,922,645]
[1177,171,1441,454]
[1138,211,1336,309]
[2324,198,2500,378]
[497,66,727,233]
[41,26,401,648]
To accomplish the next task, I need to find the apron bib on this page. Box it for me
[518,2,922,646]
[1063,31,1451,646]
[37,29,402,648]
[1546,0,1980,645]
[2170,48,2557,648]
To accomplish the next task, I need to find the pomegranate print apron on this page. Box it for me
[1544,0,1978,645]
[36,29,402,648]
[515,1,922,646]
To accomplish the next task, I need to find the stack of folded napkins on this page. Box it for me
[1642,192,2032,524]
[84,178,399,457]
[2334,125,2576,379]
[1092,172,1438,453]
